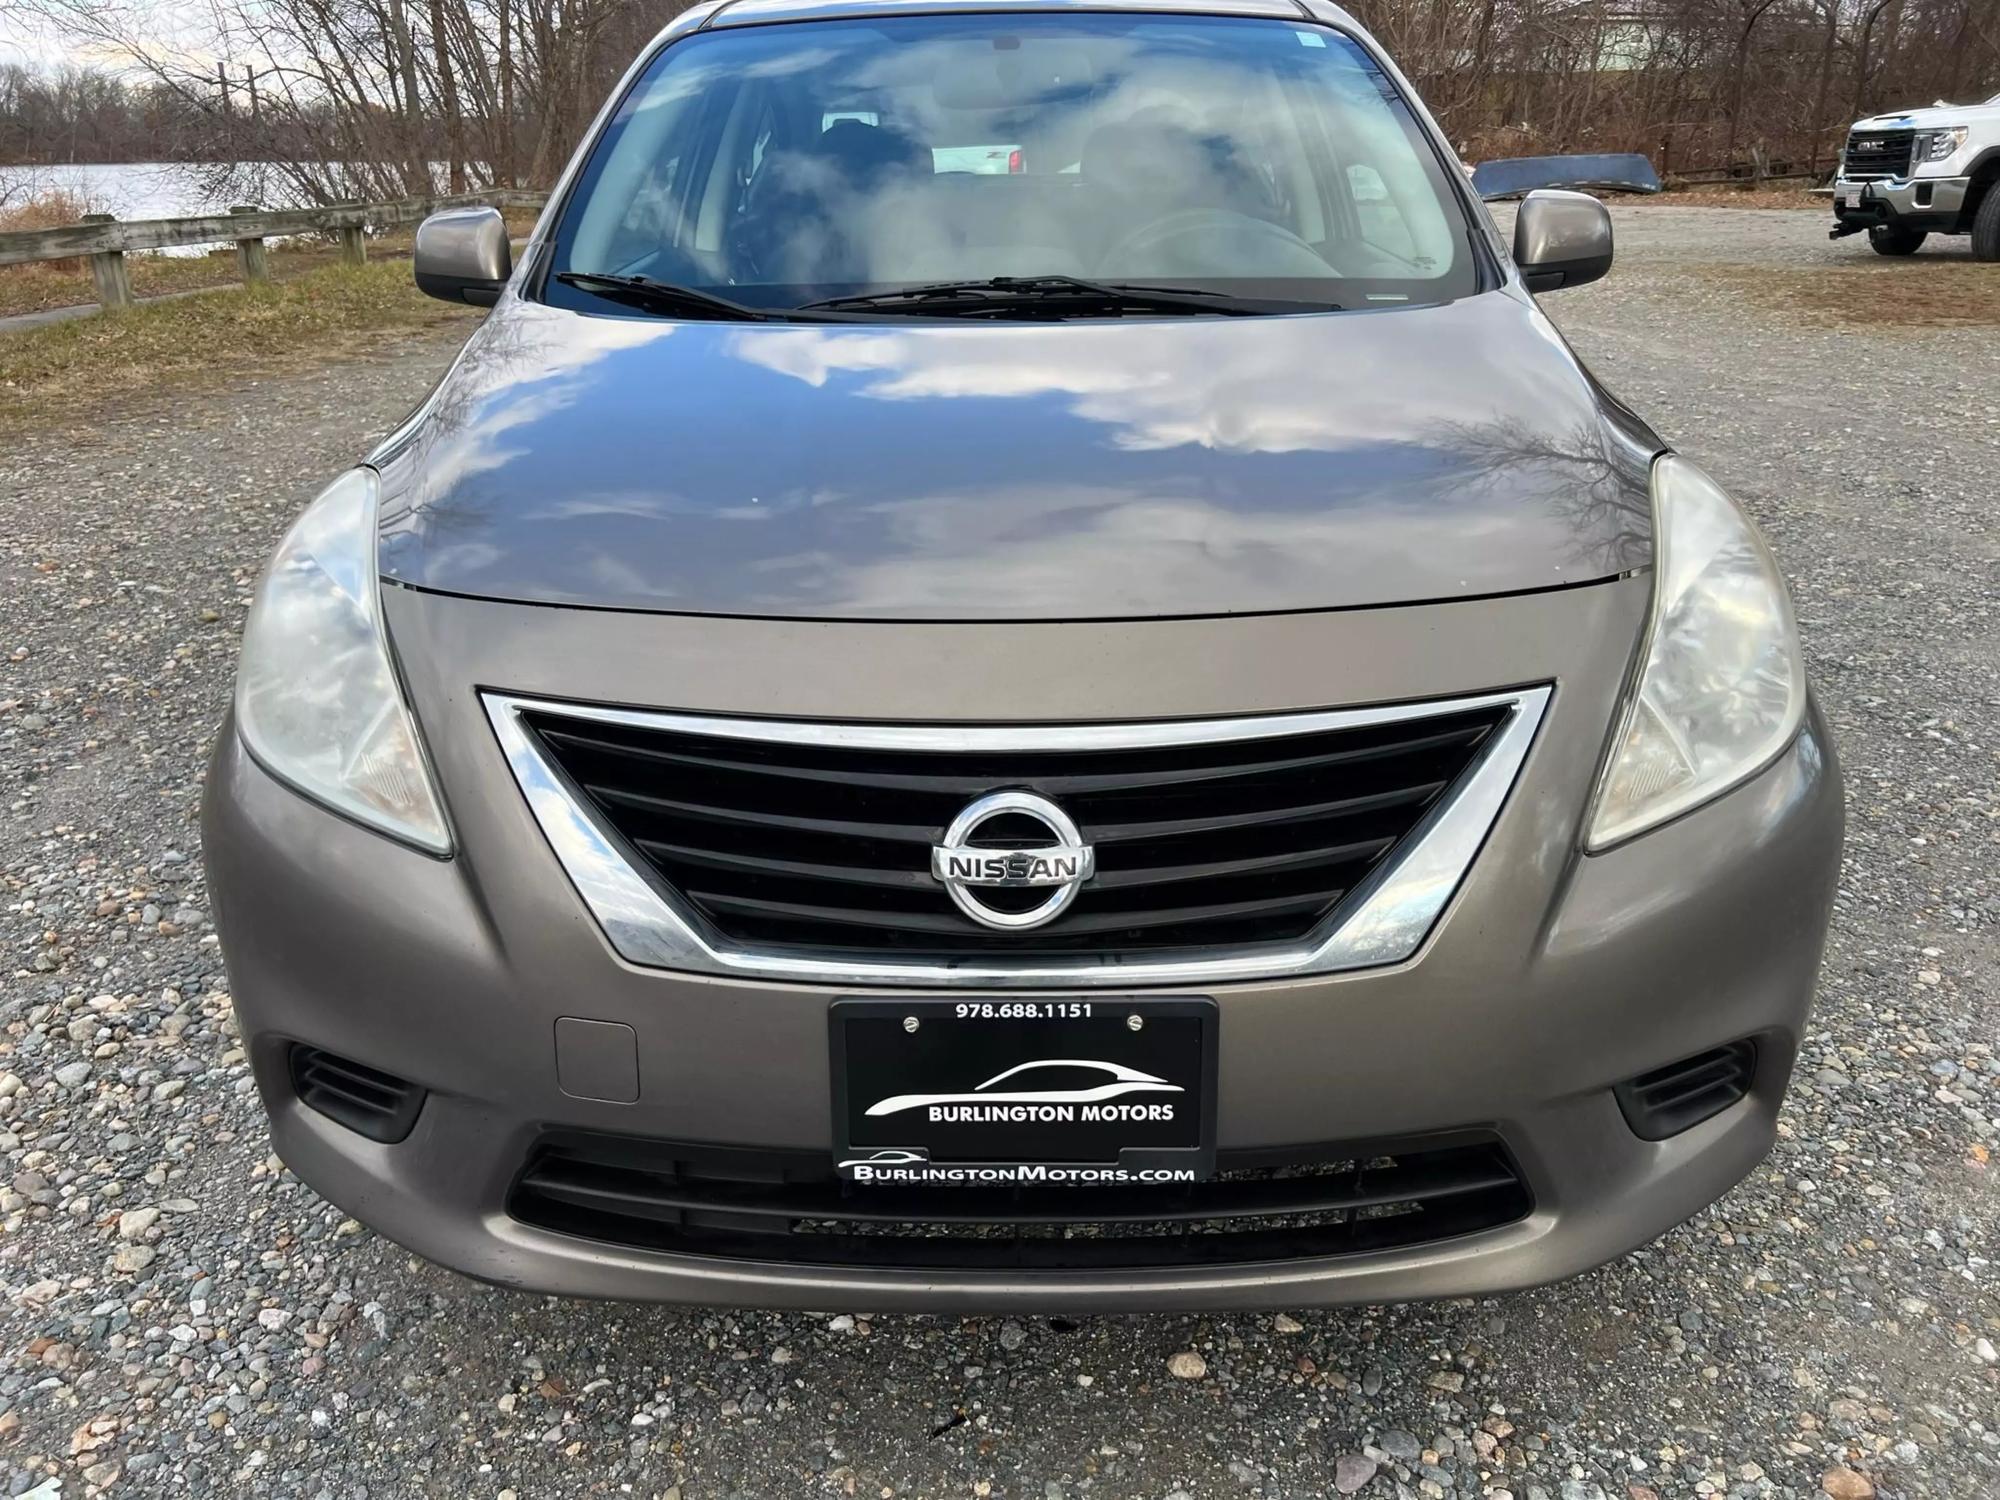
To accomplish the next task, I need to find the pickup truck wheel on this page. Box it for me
[1972,187,2000,261]
[1867,223,1928,256]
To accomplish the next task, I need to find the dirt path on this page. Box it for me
[0,208,1993,1499]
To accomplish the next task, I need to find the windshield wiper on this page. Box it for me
[554,271,815,323]
[797,274,1328,318]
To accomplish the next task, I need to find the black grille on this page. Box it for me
[1615,1041,1757,1140]
[1843,129,1914,179]
[523,703,1510,958]
[290,1045,425,1143]
[510,1133,1531,1270]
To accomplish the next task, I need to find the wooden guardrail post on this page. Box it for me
[78,214,134,311]
[231,206,270,285]
[338,223,367,266]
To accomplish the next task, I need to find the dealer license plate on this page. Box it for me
[831,998,1217,1186]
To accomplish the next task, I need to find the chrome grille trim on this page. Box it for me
[482,686,1550,988]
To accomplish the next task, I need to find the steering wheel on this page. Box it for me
[1095,208,1332,280]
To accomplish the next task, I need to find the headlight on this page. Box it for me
[235,468,451,853]
[1586,456,1805,850]
[1914,126,1967,162]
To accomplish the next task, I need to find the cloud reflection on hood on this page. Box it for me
[376,294,1655,620]
[724,302,1592,457]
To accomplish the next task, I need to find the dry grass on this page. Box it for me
[0,188,97,273]
[1712,259,2000,327]
[0,186,95,232]
[0,258,477,427]
[0,241,350,318]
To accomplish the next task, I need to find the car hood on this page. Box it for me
[373,290,1657,620]
[1853,101,2000,129]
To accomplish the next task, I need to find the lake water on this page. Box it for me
[0,161,314,221]
[1,161,478,258]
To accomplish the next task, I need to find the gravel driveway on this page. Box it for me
[0,205,1994,1500]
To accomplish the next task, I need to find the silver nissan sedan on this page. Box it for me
[200,0,1843,1309]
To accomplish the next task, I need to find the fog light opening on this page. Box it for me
[289,1044,427,1143]
[1614,1040,1758,1141]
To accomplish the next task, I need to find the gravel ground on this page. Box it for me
[0,205,1994,1500]
[1606,199,1987,263]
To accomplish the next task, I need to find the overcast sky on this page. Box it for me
[0,14,104,70]
[0,17,54,67]
[0,8,181,71]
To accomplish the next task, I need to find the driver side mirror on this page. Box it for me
[1513,190,1613,293]
[414,206,512,306]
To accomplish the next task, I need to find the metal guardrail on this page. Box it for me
[1663,168,1829,187]
[0,187,548,311]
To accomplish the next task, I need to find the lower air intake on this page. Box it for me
[509,1133,1531,1270]
[290,1045,425,1144]
[1615,1041,1758,1140]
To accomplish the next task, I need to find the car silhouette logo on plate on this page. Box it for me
[863,1058,1182,1117]
[930,790,1094,931]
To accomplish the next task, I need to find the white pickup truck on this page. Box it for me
[1830,91,2000,258]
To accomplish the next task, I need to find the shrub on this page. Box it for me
[0,188,97,274]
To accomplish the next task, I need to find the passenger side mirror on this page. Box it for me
[1513,190,1614,293]
[413,206,512,306]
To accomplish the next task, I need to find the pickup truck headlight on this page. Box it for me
[1586,456,1805,850]
[1914,126,1968,162]
[235,468,452,853]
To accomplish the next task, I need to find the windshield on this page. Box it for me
[546,13,1478,317]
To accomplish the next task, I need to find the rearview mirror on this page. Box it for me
[414,206,511,306]
[1513,190,1613,293]
[932,41,1097,108]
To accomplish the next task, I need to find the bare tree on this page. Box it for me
[5,0,1997,188]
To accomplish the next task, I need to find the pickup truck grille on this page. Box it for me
[1843,128,1914,179]
[522,701,1509,959]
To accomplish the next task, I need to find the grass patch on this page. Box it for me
[1712,258,2000,327]
[0,242,341,318]
[0,257,477,426]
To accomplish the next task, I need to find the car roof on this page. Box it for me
[700,0,1338,29]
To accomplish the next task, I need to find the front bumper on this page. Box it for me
[1831,174,1971,234]
[202,580,1844,1309]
